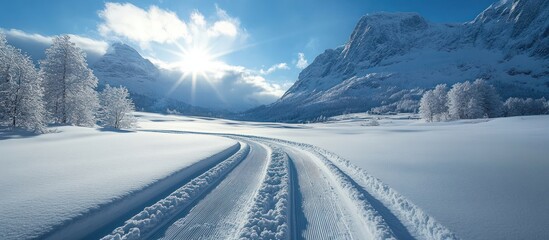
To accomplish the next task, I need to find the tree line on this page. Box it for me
[0,34,135,132]
[420,79,549,122]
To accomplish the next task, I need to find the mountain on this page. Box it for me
[244,0,549,122]
[91,43,227,117]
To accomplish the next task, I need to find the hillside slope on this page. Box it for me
[245,0,549,122]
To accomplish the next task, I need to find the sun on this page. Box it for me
[180,47,215,75]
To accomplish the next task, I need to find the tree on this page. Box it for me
[99,85,136,129]
[504,97,548,116]
[0,33,47,132]
[472,79,503,118]
[419,90,435,121]
[447,81,472,119]
[419,84,448,122]
[447,79,502,120]
[40,35,98,126]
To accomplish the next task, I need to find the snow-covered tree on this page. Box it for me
[504,97,548,116]
[447,81,473,119]
[419,90,436,121]
[447,79,502,120]
[99,85,136,129]
[40,35,99,126]
[0,33,47,132]
[472,79,503,118]
[431,84,449,121]
[419,84,448,122]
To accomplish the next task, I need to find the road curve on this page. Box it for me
[100,132,458,240]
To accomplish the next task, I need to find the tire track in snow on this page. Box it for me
[152,140,270,240]
[100,142,250,240]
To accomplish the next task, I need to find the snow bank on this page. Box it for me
[239,148,290,240]
[101,142,250,240]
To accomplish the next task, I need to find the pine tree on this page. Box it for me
[40,35,99,127]
[0,33,47,132]
[99,85,136,129]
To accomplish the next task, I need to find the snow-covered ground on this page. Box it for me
[0,127,237,239]
[137,112,549,240]
[1,112,548,239]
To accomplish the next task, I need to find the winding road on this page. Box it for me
[100,132,458,240]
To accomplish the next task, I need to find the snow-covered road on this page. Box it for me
[102,131,457,240]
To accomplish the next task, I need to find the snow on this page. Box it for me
[0,126,236,239]
[239,148,290,240]
[246,0,549,121]
[102,142,249,240]
[2,112,548,239]
[155,140,270,240]
[135,112,549,239]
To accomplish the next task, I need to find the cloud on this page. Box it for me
[153,59,287,111]
[1,28,108,64]
[98,3,188,47]
[296,52,308,69]
[259,63,290,75]
[98,3,245,48]
[305,38,319,51]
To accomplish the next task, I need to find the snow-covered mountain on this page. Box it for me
[91,43,225,116]
[92,43,160,95]
[245,0,549,122]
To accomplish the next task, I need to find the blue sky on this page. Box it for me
[0,0,498,109]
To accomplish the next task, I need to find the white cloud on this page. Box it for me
[98,3,189,46]
[190,11,206,26]
[1,28,108,63]
[66,34,109,56]
[296,52,308,69]
[209,21,238,37]
[259,63,290,75]
[153,58,286,111]
[98,3,245,48]
[3,29,51,45]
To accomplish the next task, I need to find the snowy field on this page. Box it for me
[1,112,548,239]
[0,127,237,239]
[137,112,549,240]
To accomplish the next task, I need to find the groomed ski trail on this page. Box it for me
[153,140,270,240]
[101,130,458,240]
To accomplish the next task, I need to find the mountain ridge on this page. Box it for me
[243,0,549,122]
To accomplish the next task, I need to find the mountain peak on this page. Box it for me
[245,0,549,122]
[106,42,143,58]
[92,42,159,91]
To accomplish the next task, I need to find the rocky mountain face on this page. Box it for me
[245,0,549,122]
